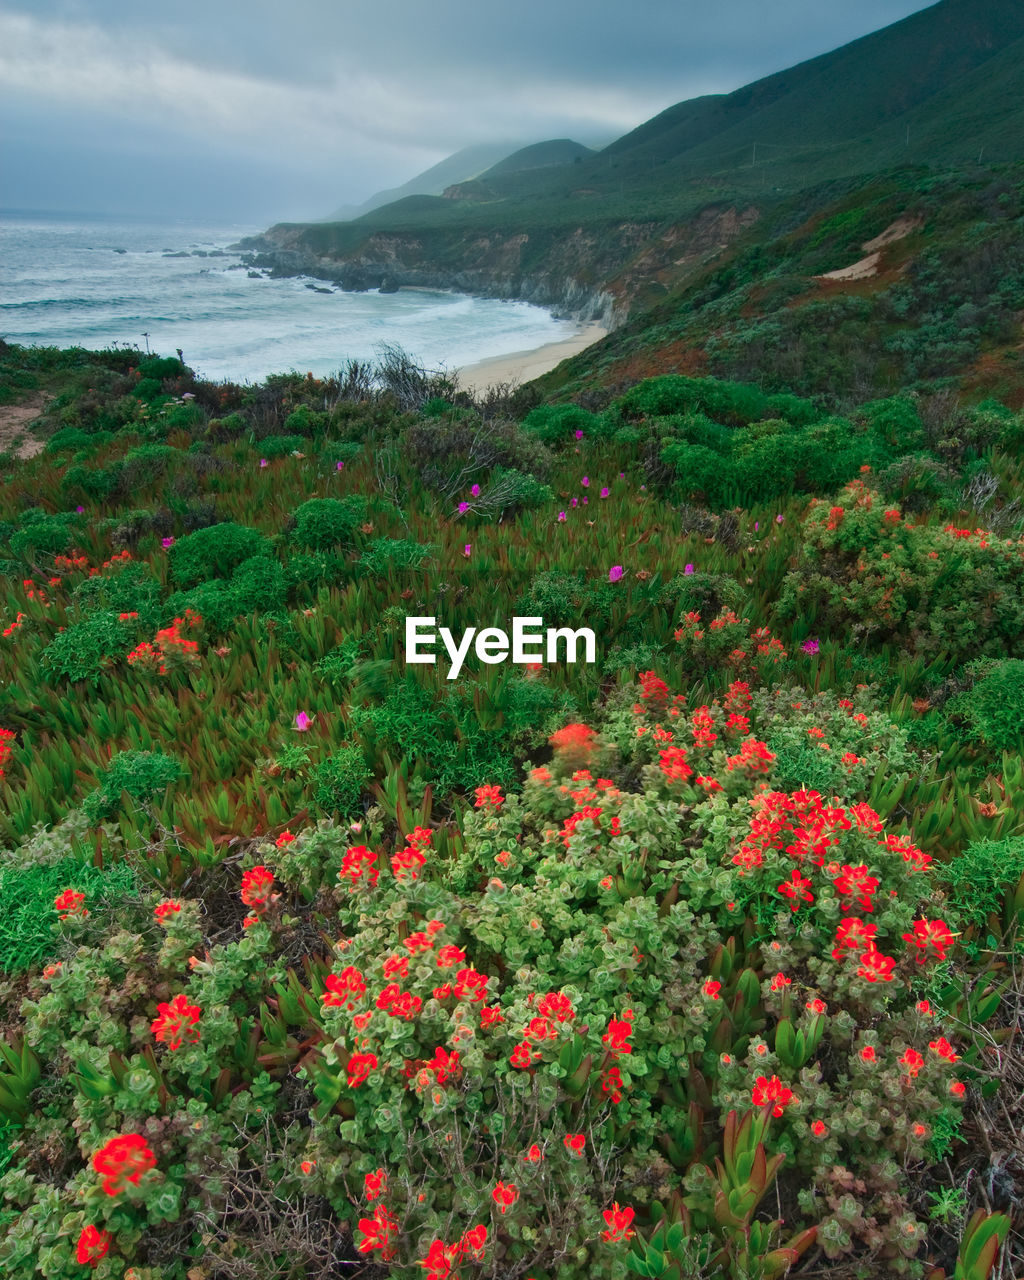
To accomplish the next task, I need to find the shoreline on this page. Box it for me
[456,323,608,391]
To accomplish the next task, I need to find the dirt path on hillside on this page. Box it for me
[0,393,49,458]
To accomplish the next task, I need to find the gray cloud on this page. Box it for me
[0,0,937,221]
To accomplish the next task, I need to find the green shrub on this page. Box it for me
[522,403,609,444]
[40,611,139,685]
[168,522,269,586]
[137,355,184,381]
[282,405,329,435]
[358,538,434,574]
[81,749,185,823]
[946,659,1024,753]
[292,497,366,550]
[256,434,307,459]
[944,837,1024,927]
[311,746,371,817]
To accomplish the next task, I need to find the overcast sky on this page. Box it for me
[0,0,937,225]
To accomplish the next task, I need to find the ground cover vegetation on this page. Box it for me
[0,339,1022,1279]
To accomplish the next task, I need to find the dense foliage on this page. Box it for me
[0,343,1020,1278]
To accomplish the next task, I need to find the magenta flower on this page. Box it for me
[294,712,312,732]
[75,505,85,513]
[575,430,584,440]
[581,477,589,488]
[558,512,567,522]
[471,484,481,497]
[583,497,588,505]
[684,564,695,575]
[600,487,609,498]
[609,566,624,583]
[458,501,470,515]
[336,461,344,471]
[776,514,784,524]
[571,497,578,507]
[161,537,175,549]
[463,544,471,557]
[618,471,625,479]
[260,459,268,468]
[754,522,759,531]
[802,639,820,655]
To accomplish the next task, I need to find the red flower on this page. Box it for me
[751,1074,795,1117]
[900,1048,925,1078]
[659,745,693,782]
[929,1037,959,1063]
[856,945,896,983]
[356,1203,399,1257]
[601,1202,636,1243]
[770,972,791,992]
[391,846,426,880]
[364,1168,387,1201]
[806,998,827,1015]
[459,1224,488,1256]
[832,918,877,961]
[153,900,182,924]
[240,865,274,909]
[419,1238,458,1280]
[75,1225,112,1266]
[778,869,814,911]
[275,830,296,848]
[950,1080,966,1097]
[322,966,366,1010]
[702,979,722,1000]
[811,1119,827,1137]
[436,944,467,969]
[902,918,955,964]
[347,1052,378,1088]
[474,784,504,811]
[549,722,598,757]
[859,1045,877,1063]
[92,1133,156,1196]
[54,888,88,921]
[537,992,575,1022]
[523,1143,543,1163]
[339,844,380,888]
[453,967,489,1003]
[601,1013,634,1057]
[151,993,201,1050]
[563,1133,585,1156]
[426,1046,461,1085]
[492,1180,519,1214]
[602,1065,624,1104]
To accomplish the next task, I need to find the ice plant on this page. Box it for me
[294,711,312,732]
[608,565,624,582]
[151,993,201,1050]
[92,1133,157,1196]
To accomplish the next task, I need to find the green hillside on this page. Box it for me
[481,138,596,177]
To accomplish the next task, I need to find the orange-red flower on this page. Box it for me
[54,888,88,921]
[491,1180,519,1214]
[364,1168,387,1201]
[601,1202,636,1243]
[151,993,201,1050]
[751,1074,795,1117]
[356,1203,399,1257]
[563,1133,585,1156]
[92,1133,156,1196]
[347,1052,378,1088]
[75,1225,112,1266]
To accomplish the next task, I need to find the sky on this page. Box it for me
[0,0,938,225]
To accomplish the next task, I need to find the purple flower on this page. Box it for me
[571,497,578,507]
[582,497,588,505]
[581,476,589,487]
[640,485,646,491]
[575,429,584,440]
[294,711,312,732]
[600,486,610,498]
[558,512,567,522]
[470,483,481,497]
[336,461,345,471]
[684,564,695,575]
[458,501,470,515]
[754,522,759,531]
[802,639,820,655]
[161,537,175,549]
[618,471,625,479]
[260,458,268,468]
[609,566,624,583]
[463,543,471,557]
[776,514,784,524]
[75,505,85,513]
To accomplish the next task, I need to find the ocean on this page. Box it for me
[0,210,580,385]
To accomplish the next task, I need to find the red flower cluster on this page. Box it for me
[0,726,15,779]
[356,1202,399,1259]
[240,865,274,926]
[725,738,775,774]
[54,888,88,921]
[340,844,380,889]
[474,784,504,811]
[92,1133,157,1196]
[127,609,202,676]
[347,1051,379,1088]
[659,745,693,782]
[75,1225,112,1266]
[323,965,367,1010]
[752,1073,796,1117]
[151,993,201,1050]
[153,899,182,924]
[419,1225,488,1279]
[601,1203,636,1243]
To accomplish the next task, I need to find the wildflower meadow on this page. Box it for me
[0,343,1022,1278]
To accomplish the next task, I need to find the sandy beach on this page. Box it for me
[457,323,607,392]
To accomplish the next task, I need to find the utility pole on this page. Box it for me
[142,332,151,354]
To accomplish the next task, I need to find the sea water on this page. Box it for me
[0,211,579,384]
